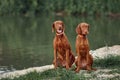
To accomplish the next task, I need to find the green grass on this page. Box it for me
[93,55,120,68]
[1,56,120,80]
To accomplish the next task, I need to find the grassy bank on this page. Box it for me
[0,0,120,16]
[1,55,120,80]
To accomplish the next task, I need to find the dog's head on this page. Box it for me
[52,20,65,35]
[76,22,89,36]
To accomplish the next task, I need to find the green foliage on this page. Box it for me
[40,68,78,80]
[94,55,120,68]
[0,0,120,16]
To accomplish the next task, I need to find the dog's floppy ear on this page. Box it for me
[76,24,82,34]
[52,23,55,32]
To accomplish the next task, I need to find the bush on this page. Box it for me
[0,0,120,16]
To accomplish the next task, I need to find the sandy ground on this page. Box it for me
[0,45,120,79]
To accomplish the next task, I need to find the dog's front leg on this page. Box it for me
[86,50,92,71]
[66,50,70,70]
[53,49,57,69]
[75,53,81,73]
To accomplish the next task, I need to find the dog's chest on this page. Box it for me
[55,37,69,51]
[79,38,89,56]
[80,43,88,50]
[78,38,89,49]
[57,38,67,48]
[81,59,87,68]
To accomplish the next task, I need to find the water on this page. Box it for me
[0,15,120,71]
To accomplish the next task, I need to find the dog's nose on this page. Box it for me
[58,25,62,30]
[85,31,89,34]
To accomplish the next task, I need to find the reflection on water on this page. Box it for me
[0,16,120,71]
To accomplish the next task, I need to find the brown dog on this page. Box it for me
[52,20,75,69]
[75,22,96,73]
